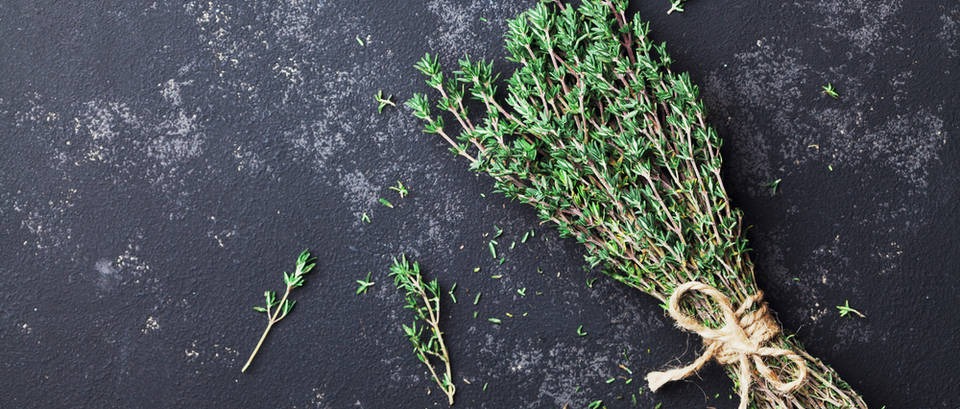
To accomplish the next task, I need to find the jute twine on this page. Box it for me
[646,281,808,409]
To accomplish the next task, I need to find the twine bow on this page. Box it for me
[646,281,808,409]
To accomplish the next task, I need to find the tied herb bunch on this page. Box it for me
[390,255,456,405]
[407,1,866,408]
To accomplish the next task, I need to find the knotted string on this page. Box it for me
[646,281,808,409]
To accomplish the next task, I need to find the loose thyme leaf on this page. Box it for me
[375,90,397,113]
[389,180,408,198]
[822,83,840,99]
[356,272,375,295]
[378,198,394,208]
[667,0,685,14]
[836,300,866,318]
[768,178,782,196]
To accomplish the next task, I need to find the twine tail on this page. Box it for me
[646,344,717,392]
[737,355,752,409]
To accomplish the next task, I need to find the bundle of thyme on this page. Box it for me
[407,1,866,407]
[390,255,456,405]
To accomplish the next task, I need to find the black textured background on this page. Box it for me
[1,1,958,408]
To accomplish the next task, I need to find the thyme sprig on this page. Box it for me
[822,83,839,99]
[408,1,866,407]
[242,250,316,373]
[836,300,865,318]
[375,90,396,113]
[390,255,455,405]
[356,272,375,295]
[667,1,685,14]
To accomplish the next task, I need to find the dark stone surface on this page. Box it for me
[1,0,957,408]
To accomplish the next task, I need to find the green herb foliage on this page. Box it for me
[242,250,316,373]
[390,255,455,405]
[407,1,865,407]
[836,300,865,318]
[389,180,409,198]
[667,1,685,14]
[822,83,839,99]
[356,272,375,295]
[375,90,397,113]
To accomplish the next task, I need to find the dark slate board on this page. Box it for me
[1,1,957,408]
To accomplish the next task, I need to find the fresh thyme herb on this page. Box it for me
[577,325,588,337]
[836,300,865,318]
[390,255,455,405]
[389,180,409,198]
[408,1,865,407]
[375,90,396,113]
[361,212,371,224]
[517,287,527,296]
[588,400,604,409]
[493,225,504,238]
[667,0,685,14]
[488,240,498,259]
[822,83,839,99]
[488,317,502,324]
[379,197,394,208]
[473,292,482,305]
[768,178,782,195]
[242,250,316,373]
[355,35,365,47]
[356,272,375,295]
[448,282,458,303]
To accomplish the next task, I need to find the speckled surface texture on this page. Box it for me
[1,1,957,408]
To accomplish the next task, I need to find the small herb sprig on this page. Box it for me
[836,300,865,318]
[375,90,396,113]
[356,272,375,295]
[242,250,316,373]
[390,255,455,405]
[389,180,409,198]
[667,0,685,14]
[822,83,839,99]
